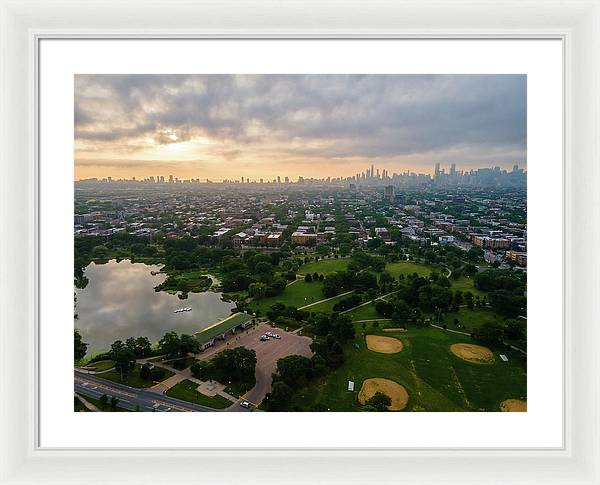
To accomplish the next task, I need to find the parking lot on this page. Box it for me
[198,323,313,409]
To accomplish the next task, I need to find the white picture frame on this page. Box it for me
[1,0,599,484]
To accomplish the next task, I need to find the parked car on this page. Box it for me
[273,334,281,339]
[240,401,251,409]
[260,335,269,341]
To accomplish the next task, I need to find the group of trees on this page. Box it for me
[265,303,308,327]
[471,318,527,350]
[303,272,324,283]
[474,270,526,317]
[108,336,152,381]
[74,329,88,362]
[221,251,288,295]
[191,347,257,392]
[158,331,199,358]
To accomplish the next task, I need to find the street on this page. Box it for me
[74,370,220,412]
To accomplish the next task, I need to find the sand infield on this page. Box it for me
[450,343,494,364]
[358,378,409,410]
[500,399,527,412]
[366,335,403,354]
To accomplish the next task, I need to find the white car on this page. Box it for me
[240,401,251,409]
[273,334,281,339]
[265,331,274,337]
[260,335,269,341]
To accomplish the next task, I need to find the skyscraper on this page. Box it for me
[434,163,441,179]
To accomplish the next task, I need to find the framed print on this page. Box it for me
[1,1,599,484]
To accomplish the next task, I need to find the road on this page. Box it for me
[74,370,221,412]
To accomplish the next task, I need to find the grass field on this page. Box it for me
[450,275,486,297]
[248,280,325,314]
[298,258,350,275]
[345,303,382,321]
[303,292,354,313]
[441,308,504,332]
[97,364,175,388]
[87,360,115,372]
[385,261,436,279]
[166,380,233,409]
[288,322,526,412]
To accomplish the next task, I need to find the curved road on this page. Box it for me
[74,370,221,412]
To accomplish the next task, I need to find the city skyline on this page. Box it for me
[77,161,525,186]
[75,74,527,181]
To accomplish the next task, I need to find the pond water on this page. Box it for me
[74,259,235,356]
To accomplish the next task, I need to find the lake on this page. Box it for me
[74,259,235,356]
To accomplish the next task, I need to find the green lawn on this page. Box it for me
[248,280,326,314]
[74,396,90,412]
[298,258,350,275]
[96,364,175,388]
[385,261,436,279]
[166,380,233,409]
[344,303,382,321]
[450,276,486,297]
[87,360,115,372]
[441,308,505,333]
[287,322,526,412]
[303,292,354,313]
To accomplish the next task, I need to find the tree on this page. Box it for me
[471,322,505,348]
[113,348,136,382]
[276,355,312,387]
[139,363,152,381]
[158,331,181,358]
[304,273,313,282]
[248,282,268,298]
[464,291,474,310]
[180,334,199,355]
[74,329,88,362]
[366,391,392,411]
[264,381,293,411]
[110,395,119,409]
[134,336,152,358]
[109,340,125,358]
[99,393,108,410]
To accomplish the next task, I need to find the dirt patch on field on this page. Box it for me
[358,378,409,410]
[500,399,527,412]
[366,335,403,353]
[383,328,407,333]
[450,343,494,364]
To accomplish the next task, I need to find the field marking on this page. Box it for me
[448,364,471,409]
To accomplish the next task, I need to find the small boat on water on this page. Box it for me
[173,307,192,313]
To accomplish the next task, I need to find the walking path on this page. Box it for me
[298,290,355,310]
[75,392,100,412]
[340,289,402,314]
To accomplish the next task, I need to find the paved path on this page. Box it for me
[298,290,354,310]
[74,392,100,412]
[340,289,401,314]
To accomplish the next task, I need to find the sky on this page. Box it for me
[74,74,526,181]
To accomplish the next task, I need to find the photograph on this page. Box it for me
[73,74,527,413]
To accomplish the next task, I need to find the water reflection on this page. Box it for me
[74,259,235,356]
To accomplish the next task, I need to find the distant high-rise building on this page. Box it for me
[285,176,289,184]
[434,163,440,178]
[277,176,281,184]
[450,163,456,176]
[513,164,519,172]
[169,175,174,183]
[371,164,374,179]
[384,185,395,203]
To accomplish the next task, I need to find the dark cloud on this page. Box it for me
[75,74,526,166]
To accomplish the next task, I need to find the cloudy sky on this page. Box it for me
[74,74,526,181]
